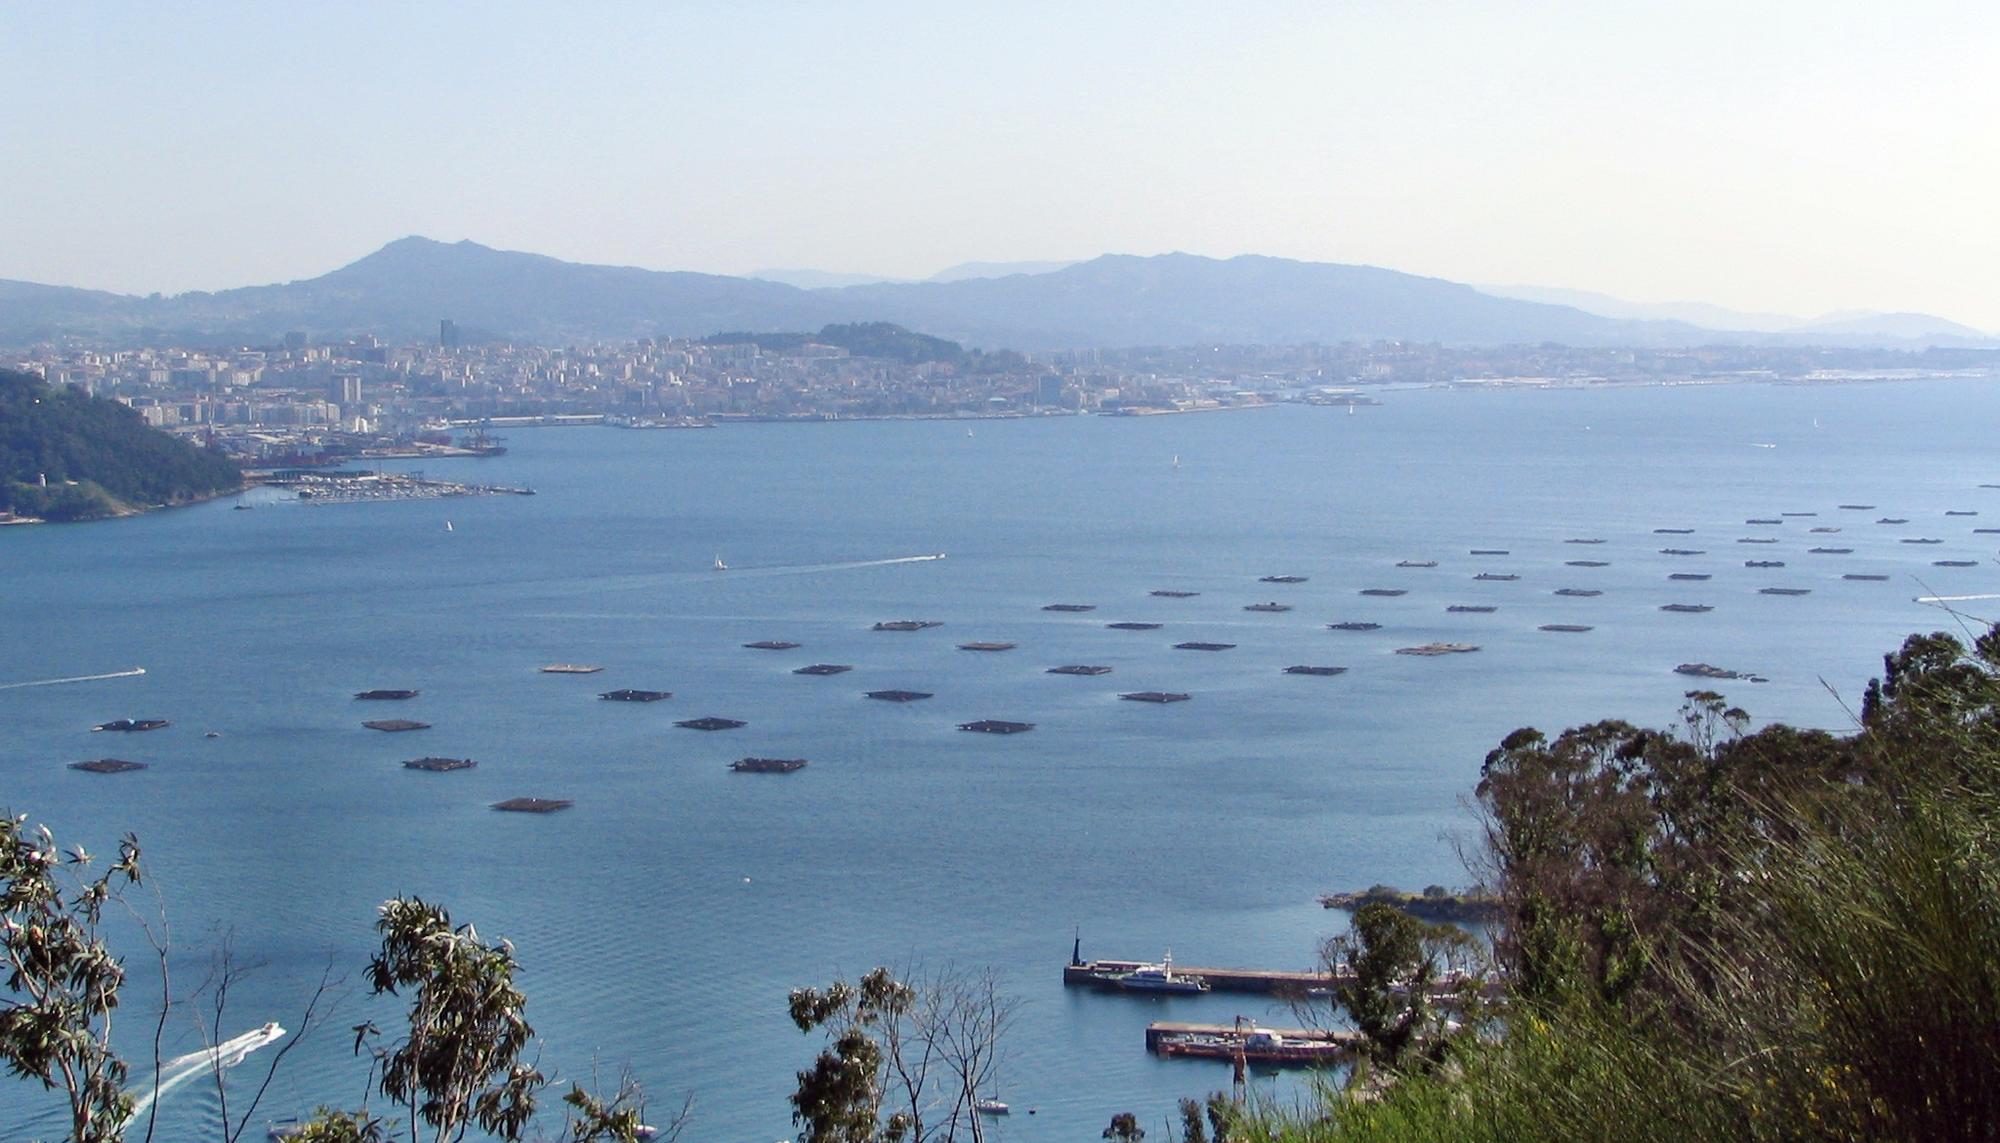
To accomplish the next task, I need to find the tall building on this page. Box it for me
[439,319,460,349]
[339,375,363,406]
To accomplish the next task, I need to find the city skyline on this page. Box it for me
[4,2,1997,327]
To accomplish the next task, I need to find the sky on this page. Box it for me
[4,1,1997,328]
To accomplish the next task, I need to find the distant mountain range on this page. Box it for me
[1,237,1989,351]
[1477,283,1991,344]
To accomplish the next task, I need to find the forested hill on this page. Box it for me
[702,321,1028,370]
[0,368,242,521]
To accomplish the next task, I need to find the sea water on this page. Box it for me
[2,378,1994,1141]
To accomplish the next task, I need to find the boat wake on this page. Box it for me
[725,554,947,577]
[126,1022,286,1122]
[1916,593,2000,603]
[0,667,146,691]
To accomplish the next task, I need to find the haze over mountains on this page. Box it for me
[1,237,1989,351]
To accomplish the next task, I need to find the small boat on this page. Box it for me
[1117,951,1210,994]
[713,555,728,571]
[93,718,170,732]
[1396,560,1438,568]
[974,1099,1010,1116]
[445,521,454,533]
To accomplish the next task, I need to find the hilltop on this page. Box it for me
[3,238,1990,352]
[0,368,242,521]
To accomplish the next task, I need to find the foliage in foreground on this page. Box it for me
[1256,625,2000,1141]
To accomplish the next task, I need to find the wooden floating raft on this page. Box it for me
[958,642,1017,652]
[1259,575,1308,583]
[873,620,942,631]
[1047,665,1113,676]
[1539,624,1593,633]
[1395,643,1480,656]
[1565,560,1610,567]
[744,640,801,650]
[793,664,853,675]
[1447,605,1497,613]
[1174,642,1235,651]
[676,716,747,730]
[1107,621,1163,630]
[70,758,146,774]
[1670,573,1712,581]
[1473,573,1519,581]
[354,689,419,700]
[600,689,671,701]
[1042,603,1096,612]
[1358,588,1406,597]
[731,757,807,773]
[1243,602,1292,612]
[865,689,933,702]
[1284,665,1348,676]
[1660,604,1714,613]
[492,797,572,813]
[1121,691,1192,703]
[1327,621,1381,631]
[403,757,476,772]
[1149,590,1199,598]
[540,664,603,674]
[1553,588,1601,596]
[363,719,430,732]
[959,720,1034,734]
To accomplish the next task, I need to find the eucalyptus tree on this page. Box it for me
[0,814,143,1142]
[788,966,1015,1143]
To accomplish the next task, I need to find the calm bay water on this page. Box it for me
[3,379,1995,1141]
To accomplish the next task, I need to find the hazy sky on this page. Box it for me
[5,2,1997,327]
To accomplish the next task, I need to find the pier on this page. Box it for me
[1144,1022,1361,1054]
[1064,959,1339,995]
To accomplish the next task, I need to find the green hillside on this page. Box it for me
[0,368,241,521]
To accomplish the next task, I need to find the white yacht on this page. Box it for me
[1116,950,1210,994]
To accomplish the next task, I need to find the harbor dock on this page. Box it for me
[1065,959,1338,995]
[1144,1022,1361,1054]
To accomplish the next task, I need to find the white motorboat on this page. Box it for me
[1116,950,1210,994]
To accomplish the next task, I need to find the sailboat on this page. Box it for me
[713,555,727,571]
[444,521,453,533]
[1172,454,1180,470]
